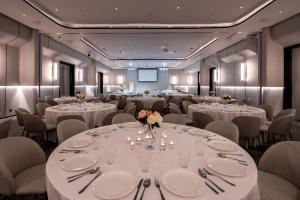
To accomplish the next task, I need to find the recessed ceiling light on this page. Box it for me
[176,6,180,10]
[115,7,119,11]
[279,10,283,14]
[55,8,58,12]
[163,62,166,67]
[129,62,132,67]
[22,14,26,17]
[240,6,244,9]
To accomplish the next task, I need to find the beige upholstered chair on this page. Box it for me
[118,95,128,110]
[0,137,46,195]
[15,108,31,136]
[57,115,85,124]
[36,103,50,118]
[163,114,186,125]
[63,99,78,104]
[274,109,296,121]
[182,100,193,114]
[205,120,239,143]
[101,112,118,126]
[46,99,58,106]
[241,98,252,106]
[169,107,181,114]
[169,103,182,114]
[152,100,165,114]
[125,105,137,116]
[258,141,300,200]
[192,112,214,129]
[112,113,136,124]
[23,114,56,143]
[267,114,295,142]
[257,104,274,121]
[0,119,12,139]
[109,100,119,109]
[131,100,144,113]
[57,119,89,144]
[169,103,193,125]
[122,102,135,113]
[232,116,261,147]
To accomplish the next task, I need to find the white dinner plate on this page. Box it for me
[208,140,238,152]
[61,154,98,171]
[126,122,141,128]
[97,127,115,134]
[92,171,136,199]
[160,123,174,129]
[206,158,247,177]
[66,138,93,148]
[162,169,205,198]
[188,129,211,137]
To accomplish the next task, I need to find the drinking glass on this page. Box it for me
[104,147,115,165]
[139,154,152,173]
[178,152,190,168]
[92,135,100,150]
[195,140,206,157]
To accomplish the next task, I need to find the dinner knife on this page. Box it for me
[78,171,102,194]
[133,178,144,200]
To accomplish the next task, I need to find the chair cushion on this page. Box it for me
[260,124,269,132]
[46,123,57,131]
[258,170,299,200]
[14,164,46,195]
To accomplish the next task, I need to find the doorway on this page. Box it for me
[59,62,75,97]
[209,67,216,93]
[97,72,104,95]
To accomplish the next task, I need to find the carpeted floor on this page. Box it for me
[1,117,300,200]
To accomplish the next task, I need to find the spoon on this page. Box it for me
[198,169,225,192]
[203,168,235,186]
[139,178,151,200]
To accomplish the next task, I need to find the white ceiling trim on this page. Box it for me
[80,37,218,60]
[23,0,276,29]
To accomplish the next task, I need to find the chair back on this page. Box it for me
[163,114,186,125]
[131,100,144,112]
[57,115,85,124]
[125,105,137,116]
[274,109,296,120]
[182,100,193,114]
[205,120,239,143]
[36,103,50,118]
[257,104,273,121]
[241,98,252,106]
[123,102,135,112]
[102,112,118,126]
[0,119,12,139]
[169,107,181,114]
[232,116,261,138]
[112,113,136,124]
[15,108,31,126]
[192,112,214,129]
[152,100,165,114]
[258,141,300,189]
[169,103,182,114]
[23,114,47,133]
[109,100,119,108]
[108,94,117,101]
[46,99,58,106]
[57,119,89,144]
[268,114,295,135]
[118,95,128,110]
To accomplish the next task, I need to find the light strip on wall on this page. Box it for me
[23,0,275,29]
[80,37,218,60]
[241,62,246,82]
[52,61,58,82]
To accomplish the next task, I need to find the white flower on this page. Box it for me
[147,114,157,125]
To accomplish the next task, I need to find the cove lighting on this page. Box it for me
[171,76,177,85]
[159,68,168,71]
[117,76,124,84]
[241,62,247,82]
[187,75,192,85]
[77,68,83,82]
[104,75,109,84]
[213,69,219,83]
[52,61,58,82]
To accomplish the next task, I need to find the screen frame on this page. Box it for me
[137,68,158,82]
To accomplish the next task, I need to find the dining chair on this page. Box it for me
[108,94,117,101]
[36,103,51,118]
[131,100,144,113]
[182,100,193,114]
[169,103,193,125]
[46,99,58,106]
[162,114,186,125]
[108,100,119,109]
[205,120,239,143]
[0,119,12,139]
[169,106,181,114]
[112,113,137,124]
[241,97,252,106]
[57,115,85,124]
[101,112,118,126]
[267,114,295,142]
[192,112,214,129]
[118,95,128,110]
[169,103,182,113]
[122,102,135,112]
[257,104,274,121]
[63,100,78,104]
[232,116,261,147]
[258,141,300,200]
[273,109,296,121]
[152,100,165,114]
[125,105,137,116]
[0,137,46,196]
[15,108,31,136]
[57,119,89,144]
[23,114,56,144]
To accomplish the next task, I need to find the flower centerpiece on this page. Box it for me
[221,93,232,101]
[144,90,150,96]
[138,110,163,149]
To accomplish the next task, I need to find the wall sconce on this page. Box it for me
[241,61,247,82]
[171,76,177,85]
[77,68,83,82]
[213,69,219,83]
[52,61,58,82]
[187,75,192,85]
[117,75,124,84]
[104,75,109,84]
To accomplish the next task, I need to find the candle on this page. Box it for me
[160,139,166,151]
[162,133,168,139]
[136,137,142,144]
[169,140,175,149]
[138,130,143,135]
[130,141,135,150]
[127,137,131,143]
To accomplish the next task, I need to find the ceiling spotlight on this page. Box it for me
[163,62,166,67]
[176,6,180,10]
[22,14,26,17]
[55,8,58,12]
[240,6,244,9]
[115,7,119,11]
[279,10,283,14]
[129,62,132,67]
[87,51,91,57]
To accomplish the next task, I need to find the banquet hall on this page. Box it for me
[0,0,300,200]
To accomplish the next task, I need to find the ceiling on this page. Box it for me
[0,0,299,70]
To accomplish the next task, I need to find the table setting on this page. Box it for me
[127,96,166,109]
[188,103,266,124]
[44,102,117,128]
[46,116,259,200]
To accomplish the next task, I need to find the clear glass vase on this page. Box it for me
[144,125,155,150]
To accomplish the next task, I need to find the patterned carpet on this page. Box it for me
[1,117,300,200]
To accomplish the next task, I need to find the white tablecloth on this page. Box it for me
[44,103,116,128]
[54,97,79,104]
[127,97,166,109]
[46,123,259,200]
[188,103,266,124]
[192,96,237,104]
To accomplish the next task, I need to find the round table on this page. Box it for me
[188,103,266,124]
[54,97,79,104]
[192,96,237,104]
[46,123,259,200]
[44,103,117,128]
[127,96,166,109]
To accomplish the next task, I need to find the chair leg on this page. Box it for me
[21,127,25,136]
[272,134,276,143]
[289,132,293,141]
[251,137,255,147]
[261,132,265,145]
[256,136,261,146]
